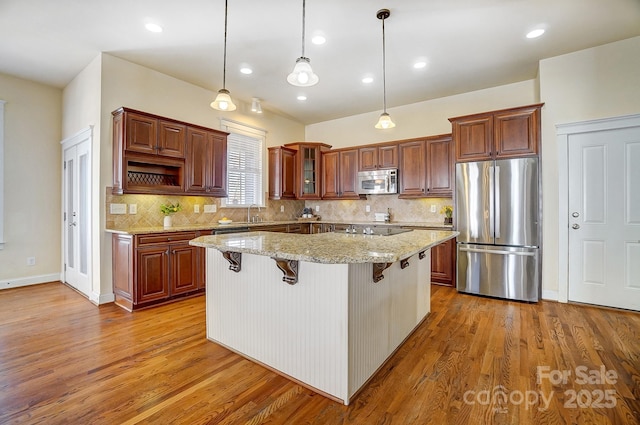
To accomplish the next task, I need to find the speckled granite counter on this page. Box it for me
[190,229,457,264]
[106,220,453,235]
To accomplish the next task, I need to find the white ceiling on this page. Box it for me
[1,0,639,125]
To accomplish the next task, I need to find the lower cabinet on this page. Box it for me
[112,231,204,311]
[430,237,456,287]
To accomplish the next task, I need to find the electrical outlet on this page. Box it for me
[204,205,217,213]
[430,205,437,213]
[110,203,127,214]
[26,257,36,266]
[315,205,320,212]
[129,204,137,214]
[280,205,285,212]
[365,205,371,212]
[194,204,200,213]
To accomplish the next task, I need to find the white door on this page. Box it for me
[568,126,640,311]
[63,139,91,297]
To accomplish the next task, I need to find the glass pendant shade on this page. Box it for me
[375,112,395,129]
[287,57,319,87]
[210,89,237,111]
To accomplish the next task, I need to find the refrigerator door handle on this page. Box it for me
[495,165,501,239]
[459,246,537,257]
[488,165,495,238]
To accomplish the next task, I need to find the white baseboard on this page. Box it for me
[0,273,61,290]
[542,289,559,301]
[90,291,115,305]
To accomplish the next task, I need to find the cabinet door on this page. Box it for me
[321,151,340,199]
[112,234,133,308]
[426,136,453,197]
[378,144,398,169]
[158,120,186,158]
[208,132,227,197]
[170,243,199,295]
[494,106,540,158]
[297,145,322,199]
[136,246,170,303]
[453,116,493,162]
[185,128,211,193]
[398,140,426,198]
[125,112,157,155]
[358,147,378,171]
[339,149,360,198]
[268,147,296,200]
[431,238,456,286]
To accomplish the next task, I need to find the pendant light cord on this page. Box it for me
[381,14,387,113]
[301,0,306,58]
[222,0,228,89]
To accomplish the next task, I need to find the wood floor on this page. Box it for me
[0,282,638,425]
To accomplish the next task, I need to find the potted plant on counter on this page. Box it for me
[161,202,182,228]
[441,205,453,225]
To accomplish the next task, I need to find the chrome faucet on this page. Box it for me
[247,204,261,223]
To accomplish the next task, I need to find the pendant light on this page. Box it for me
[210,0,237,111]
[375,9,395,129]
[287,0,319,87]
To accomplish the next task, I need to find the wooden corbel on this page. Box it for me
[400,258,410,269]
[419,250,427,260]
[222,251,242,272]
[272,258,299,285]
[372,262,393,283]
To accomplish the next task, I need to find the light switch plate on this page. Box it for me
[315,205,320,212]
[204,205,216,213]
[280,205,285,212]
[430,205,437,213]
[110,203,127,214]
[194,204,200,213]
[129,204,137,214]
[365,205,371,212]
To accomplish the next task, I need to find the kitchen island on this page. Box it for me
[190,229,457,404]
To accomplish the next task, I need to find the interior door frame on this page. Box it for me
[556,113,640,303]
[60,126,93,297]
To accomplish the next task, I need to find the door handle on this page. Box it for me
[572,212,579,218]
[572,224,580,229]
[69,222,77,227]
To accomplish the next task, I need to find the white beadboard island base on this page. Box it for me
[205,248,431,405]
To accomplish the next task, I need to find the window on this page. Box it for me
[220,120,266,208]
[0,100,5,249]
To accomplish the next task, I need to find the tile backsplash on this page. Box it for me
[106,188,453,228]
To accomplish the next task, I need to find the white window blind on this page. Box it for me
[220,120,266,207]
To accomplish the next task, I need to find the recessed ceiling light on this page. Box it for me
[311,35,326,45]
[145,23,163,33]
[526,28,545,39]
[297,95,307,101]
[413,61,427,69]
[240,67,253,75]
[362,76,374,84]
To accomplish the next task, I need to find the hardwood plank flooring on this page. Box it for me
[0,282,638,424]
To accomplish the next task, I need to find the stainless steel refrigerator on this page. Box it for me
[455,157,540,302]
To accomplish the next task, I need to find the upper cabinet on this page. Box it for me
[321,148,361,199]
[358,143,398,171]
[112,107,228,196]
[398,134,453,198]
[268,146,297,200]
[450,103,543,162]
[284,142,332,200]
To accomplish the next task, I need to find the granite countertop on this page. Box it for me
[105,220,453,235]
[189,229,458,264]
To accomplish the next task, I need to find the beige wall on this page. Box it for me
[538,36,640,297]
[306,80,539,148]
[0,73,62,287]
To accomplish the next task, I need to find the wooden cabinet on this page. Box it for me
[398,139,426,198]
[112,231,204,311]
[451,103,543,162]
[268,146,296,200]
[322,148,361,199]
[185,128,227,196]
[425,134,453,197]
[358,143,398,171]
[112,107,228,196]
[284,142,332,200]
[431,237,456,287]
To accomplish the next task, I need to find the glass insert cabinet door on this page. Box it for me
[283,142,332,200]
[302,147,316,196]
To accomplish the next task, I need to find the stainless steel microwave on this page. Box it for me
[357,169,398,195]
